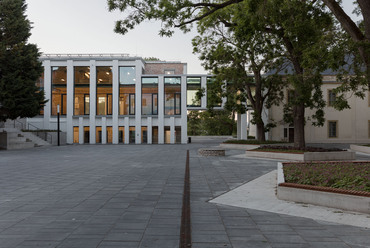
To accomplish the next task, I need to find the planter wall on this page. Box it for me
[220,143,260,150]
[350,144,370,154]
[245,150,355,161]
[277,162,370,214]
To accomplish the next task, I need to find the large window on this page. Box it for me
[129,126,135,144]
[328,89,336,107]
[207,77,222,107]
[51,67,67,115]
[96,67,112,115]
[152,127,158,144]
[328,121,338,138]
[164,77,181,115]
[119,67,136,115]
[74,66,90,115]
[142,77,158,115]
[187,77,201,107]
[119,127,125,143]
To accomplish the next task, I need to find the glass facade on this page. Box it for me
[152,127,158,144]
[73,127,79,143]
[84,127,90,143]
[129,126,135,144]
[119,126,125,143]
[175,126,181,144]
[119,67,136,115]
[96,126,102,143]
[96,67,113,115]
[51,66,67,115]
[74,66,90,115]
[142,77,158,115]
[141,127,148,144]
[187,77,201,107]
[164,126,171,144]
[164,77,181,115]
[107,127,113,143]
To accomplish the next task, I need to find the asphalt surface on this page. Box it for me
[0,140,369,248]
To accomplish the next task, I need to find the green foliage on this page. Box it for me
[143,57,161,61]
[0,0,45,122]
[187,110,236,136]
[283,162,370,192]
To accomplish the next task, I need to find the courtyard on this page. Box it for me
[0,140,369,247]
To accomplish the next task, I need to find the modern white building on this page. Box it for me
[28,54,219,145]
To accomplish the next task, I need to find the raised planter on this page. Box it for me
[220,143,260,150]
[277,162,370,214]
[245,150,355,161]
[350,144,370,154]
[198,148,225,156]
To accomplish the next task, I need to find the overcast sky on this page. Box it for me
[25,0,361,74]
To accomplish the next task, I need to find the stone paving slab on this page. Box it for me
[0,141,369,247]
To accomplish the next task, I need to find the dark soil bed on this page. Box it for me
[255,145,344,153]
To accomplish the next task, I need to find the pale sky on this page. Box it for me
[25,0,360,75]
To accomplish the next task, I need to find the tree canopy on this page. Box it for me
[0,0,45,122]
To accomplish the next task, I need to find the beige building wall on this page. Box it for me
[269,75,370,143]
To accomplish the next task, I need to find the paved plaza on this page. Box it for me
[0,140,369,247]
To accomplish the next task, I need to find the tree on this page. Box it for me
[320,0,369,82]
[192,3,286,141]
[108,0,335,148]
[0,0,45,122]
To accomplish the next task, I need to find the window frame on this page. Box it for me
[328,120,338,138]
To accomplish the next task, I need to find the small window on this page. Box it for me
[328,90,336,107]
[287,90,295,104]
[328,121,338,138]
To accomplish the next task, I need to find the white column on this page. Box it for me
[89,60,96,144]
[201,76,207,108]
[79,117,84,144]
[135,61,142,144]
[170,117,175,144]
[237,113,241,140]
[181,75,187,144]
[241,113,247,140]
[158,76,164,144]
[43,61,51,130]
[66,60,74,144]
[112,60,119,144]
[147,117,152,144]
[124,117,129,144]
[102,117,107,144]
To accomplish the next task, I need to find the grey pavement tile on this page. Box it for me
[139,235,179,248]
[104,232,143,242]
[56,238,102,248]
[98,241,140,248]
[17,240,60,248]
[230,240,272,248]
[192,242,232,248]
[307,242,351,248]
[264,234,307,244]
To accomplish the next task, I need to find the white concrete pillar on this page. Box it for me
[66,60,74,144]
[89,60,96,144]
[201,76,207,108]
[147,117,152,144]
[241,113,247,140]
[102,117,107,144]
[181,75,187,144]
[237,113,241,140]
[170,117,175,144]
[135,61,142,144]
[43,61,51,130]
[158,76,164,144]
[79,117,84,144]
[112,60,119,144]
[124,117,129,144]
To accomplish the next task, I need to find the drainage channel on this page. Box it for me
[180,150,191,248]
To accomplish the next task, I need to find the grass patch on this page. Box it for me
[224,139,287,145]
[283,162,370,192]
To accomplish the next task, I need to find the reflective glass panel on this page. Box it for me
[96,67,112,115]
[164,77,181,115]
[74,66,90,115]
[187,77,201,107]
[51,66,67,115]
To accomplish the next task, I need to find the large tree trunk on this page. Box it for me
[256,122,266,142]
[293,103,305,148]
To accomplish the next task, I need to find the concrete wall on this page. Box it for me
[269,75,370,143]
